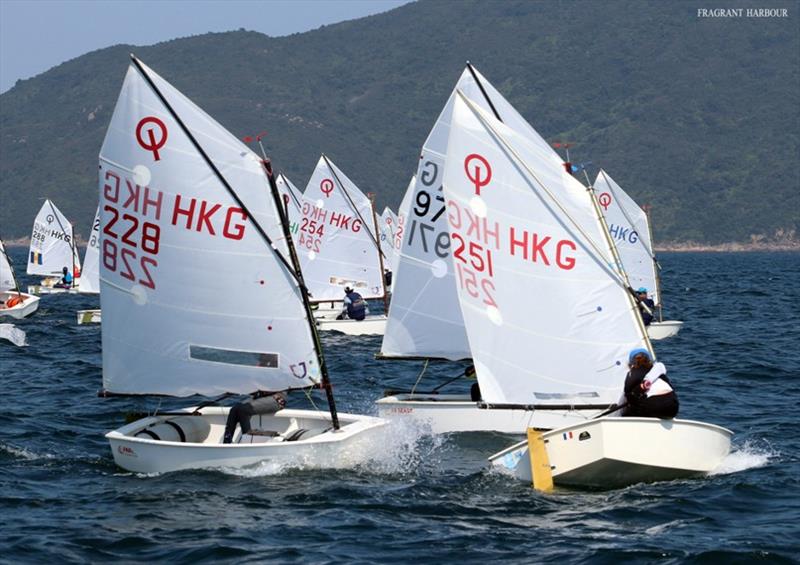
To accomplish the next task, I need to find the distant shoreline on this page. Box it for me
[3,237,798,252]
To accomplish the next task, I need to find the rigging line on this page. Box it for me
[321,154,387,260]
[458,91,654,356]
[129,54,306,293]
[410,358,429,395]
[456,91,632,292]
[466,61,503,122]
[598,169,659,263]
[277,172,303,211]
[263,158,340,430]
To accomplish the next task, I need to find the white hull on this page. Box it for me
[27,285,80,295]
[0,291,40,319]
[647,320,683,340]
[106,407,386,474]
[317,315,387,336]
[312,302,342,320]
[77,309,102,324]
[490,417,732,489]
[376,394,608,434]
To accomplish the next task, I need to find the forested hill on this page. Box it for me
[1,0,797,243]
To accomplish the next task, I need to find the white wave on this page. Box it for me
[0,442,54,461]
[219,418,444,478]
[709,440,776,475]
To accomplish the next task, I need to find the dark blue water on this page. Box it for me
[2,249,798,563]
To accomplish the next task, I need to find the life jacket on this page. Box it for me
[6,296,23,308]
[345,291,367,320]
[642,362,674,398]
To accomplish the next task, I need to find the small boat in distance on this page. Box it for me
[1,238,40,319]
[26,199,82,294]
[299,155,389,335]
[77,207,102,324]
[593,170,683,340]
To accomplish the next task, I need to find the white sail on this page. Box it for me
[594,170,659,305]
[379,207,401,274]
[78,207,101,294]
[382,65,563,360]
[298,156,385,301]
[441,93,650,406]
[27,199,80,278]
[0,240,16,291]
[276,173,303,219]
[98,60,319,397]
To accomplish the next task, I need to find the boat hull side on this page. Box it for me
[647,320,683,340]
[106,408,386,474]
[376,394,604,434]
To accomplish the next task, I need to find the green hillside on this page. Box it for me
[1,0,797,243]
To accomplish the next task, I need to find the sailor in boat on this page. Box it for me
[336,286,368,321]
[53,266,73,289]
[4,295,23,309]
[621,349,679,419]
[223,391,287,443]
[635,287,655,326]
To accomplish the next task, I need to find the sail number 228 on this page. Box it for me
[102,205,159,289]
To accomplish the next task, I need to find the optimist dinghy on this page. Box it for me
[1,239,39,319]
[76,207,102,324]
[593,170,682,340]
[432,93,733,488]
[377,64,619,432]
[99,55,384,474]
[298,155,390,335]
[26,199,82,294]
[77,309,101,324]
[489,417,732,490]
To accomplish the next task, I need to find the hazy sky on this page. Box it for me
[0,0,411,93]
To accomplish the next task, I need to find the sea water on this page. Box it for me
[1,249,797,562]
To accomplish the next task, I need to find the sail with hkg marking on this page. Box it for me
[27,200,81,278]
[593,170,659,305]
[441,93,650,406]
[381,65,565,360]
[298,155,385,302]
[98,60,319,396]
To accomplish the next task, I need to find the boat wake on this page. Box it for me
[0,442,54,461]
[709,440,776,475]
[219,419,443,478]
